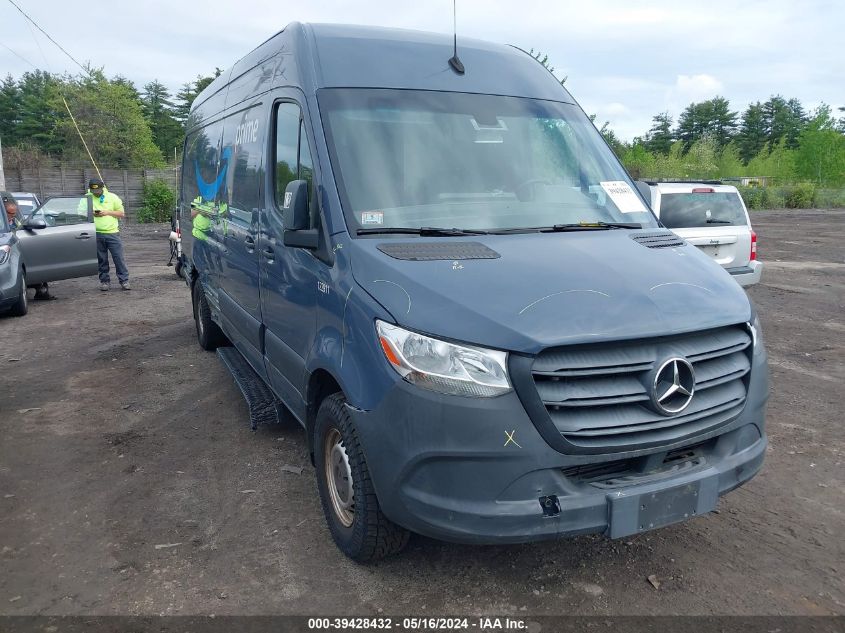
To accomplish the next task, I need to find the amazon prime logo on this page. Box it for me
[650,357,696,415]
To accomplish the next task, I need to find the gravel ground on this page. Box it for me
[0,210,843,616]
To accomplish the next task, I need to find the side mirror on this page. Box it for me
[282,180,318,249]
[282,180,309,230]
[24,218,47,231]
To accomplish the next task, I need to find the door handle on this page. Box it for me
[244,235,256,251]
[261,247,275,260]
[75,232,92,240]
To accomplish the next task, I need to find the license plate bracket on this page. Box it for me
[607,475,719,538]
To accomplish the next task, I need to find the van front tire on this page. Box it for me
[192,282,226,350]
[314,393,410,562]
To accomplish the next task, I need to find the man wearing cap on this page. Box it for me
[2,192,20,230]
[86,178,130,291]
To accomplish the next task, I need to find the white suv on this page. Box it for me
[647,182,762,287]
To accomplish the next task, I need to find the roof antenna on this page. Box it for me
[448,0,465,74]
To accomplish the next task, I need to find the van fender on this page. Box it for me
[303,285,398,469]
[305,283,398,414]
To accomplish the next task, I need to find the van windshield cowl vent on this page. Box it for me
[630,232,686,249]
[377,242,501,261]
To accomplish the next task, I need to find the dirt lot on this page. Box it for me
[1,210,843,616]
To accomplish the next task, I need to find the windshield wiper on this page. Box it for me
[548,221,642,231]
[487,221,642,234]
[357,226,490,236]
[358,222,641,237]
[705,218,732,224]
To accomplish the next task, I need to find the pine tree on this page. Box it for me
[0,74,21,146]
[709,96,738,150]
[675,97,736,151]
[16,70,65,156]
[645,112,673,155]
[784,98,807,148]
[173,81,195,126]
[141,80,183,159]
[174,68,223,126]
[737,102,767,164]
[763,95,806,149]
[675,102,703,151]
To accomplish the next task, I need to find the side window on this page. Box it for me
[220,105,265,225]
[183,120,224,208]
[274,103,300,210]
[33,197,90,226]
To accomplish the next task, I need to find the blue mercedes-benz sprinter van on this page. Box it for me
[179,23,768,561]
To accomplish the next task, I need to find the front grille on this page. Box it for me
[531,325,751,452]
[560,441,712,486]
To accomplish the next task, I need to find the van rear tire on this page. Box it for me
[9,270,28,317]
[192,281,226,351]
[314,393,410,562]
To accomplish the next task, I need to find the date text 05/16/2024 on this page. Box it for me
[307,617,528,630]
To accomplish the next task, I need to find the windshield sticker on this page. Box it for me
[361,211,384,225]
[599,181,647,213]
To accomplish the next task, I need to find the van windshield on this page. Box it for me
[318,89,657,234]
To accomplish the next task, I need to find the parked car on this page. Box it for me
[180,23,769,561]
[11,192,40,219]
[0,195,98,316]
[647,182,762,287]
[17,196,98,285]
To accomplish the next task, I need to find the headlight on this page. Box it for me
[0,245,10,265]
[376,320,511,397]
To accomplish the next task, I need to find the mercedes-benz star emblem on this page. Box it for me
[652,357,696,415]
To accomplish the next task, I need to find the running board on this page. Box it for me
[216,346,284,430]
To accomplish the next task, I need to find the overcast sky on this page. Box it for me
[1,0,842,140]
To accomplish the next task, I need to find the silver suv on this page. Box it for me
[647,182,762,287]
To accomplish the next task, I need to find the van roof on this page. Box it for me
[190,22,576,122]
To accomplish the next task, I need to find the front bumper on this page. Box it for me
[349,349,768,545]
[728,260,763,287]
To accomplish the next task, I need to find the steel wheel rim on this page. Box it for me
[324,427,354,527]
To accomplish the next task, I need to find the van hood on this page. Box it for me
[351,231,751,354]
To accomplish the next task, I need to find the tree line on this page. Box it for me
[0,67,221,169]
[600,96,845,187]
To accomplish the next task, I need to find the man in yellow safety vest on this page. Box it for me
[86,178,130,291]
